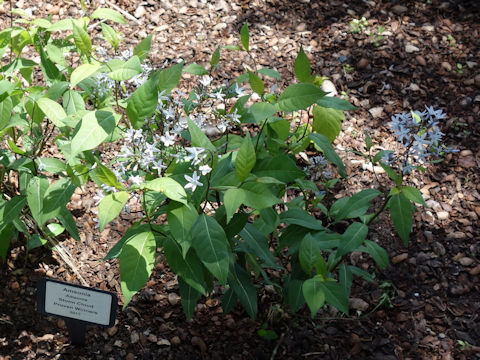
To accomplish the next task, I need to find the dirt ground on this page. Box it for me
[1,0,479,359]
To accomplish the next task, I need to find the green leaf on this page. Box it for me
[279,208,324,230]
[72,22,92,56]
[380,162,402,186]
[316,97,357,111]
[239,182,281,210]
[42,178,76,224]
[70,63,101,88]
[191,215,231,285]
[98,191,129,231]
[238,223,278,268]
[0,224,14,259]
[312,105,344,142]
[142,177,187,205]
[318,281,349,315]
[222,287,238,314]
[95,162,123,189]
[187,117,216,152]
[235,136,256,182]
[402,186,425,205]
[0,196,26,228]
[163,238,206,295]
[71,110,117,156]
[101,23,120,50]
[178,277,202,320]
[167,201,198,257]
[134,34,152,62]
[338,222,368,257]
[46,223,65,237]
[210,46,221,67]
[120,230,156,308]
[36,97,67,127]
[294,46,311,82]
[105,224,151,260]
[63,90,86,115]
[26,176,49,226]
[157,62,184,94]
[0,97,13,131]
[335,189,381,221]
[126,75,158,129]
[389,193,413,244]
[249,102,276,123]
[58,207,80,241]
[184,63,208,76]
[240,22,249,52]
[224,188,245,224]
[309,133,346,178]
[108,55,142,81]
[91,8,127,24]
[47,19,74,32]
[248,70,264,97]
[299,234,322,275]
[27,234,48,251]
[285,277,305,312]
[258,68,281,79]
[364,240,389,269]
[276,83,326,112]
[228,264,257,318]
[252,154,304,183]
[339,263,353,298]
[302,276,325,317]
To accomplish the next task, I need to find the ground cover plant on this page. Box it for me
[1,1,479,358]
[0,6,451,320]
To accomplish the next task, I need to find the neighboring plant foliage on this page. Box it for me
[0,10,450,319]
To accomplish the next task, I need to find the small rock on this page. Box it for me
[458,156,476,168]
[392,4,408,15]
[130,331,140,344]
[460,149,472,156]
[107,326,118,336]
[449,284,469,296]
[475,74,480,88]
[114,340,123,347]
[357,58,370,69]
[126,353,135,360]
[368,106,384,118]
[441,62,452,72]
[405,44,420,53]
[349,298,369,311]
[134,5,146,18]
[409,83,420,91]
[148,334,157,343]
[321,79,338,97]
[168,293,181,306]
[157,338,171,346]
[296,23,307,32]
[426,199,442,212]
[416,56,426,66]
[338,55,348,63]
[171,336,181,346]
[458,257,475,266]
[422,24,435,32]
[469,264,480,275]
[447,231,466,240]
[436,211,449,220]
[10,281,20,290]
[38,334,55,341]
[432,242,446,256]
[459,97,472,108]
[392,253,408,264]
[191,336,207,352]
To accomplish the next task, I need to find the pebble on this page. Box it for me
[168,293,181,306]
[357,58,370,69]
[416,56,426,66]
[469,264,480,275]
[426,199,442,212]
[368,107,384,118]
[10,281,20,290]
[441,62,452,72]
[409,83,420,91]
[422,24,435,32]
[460,149,472,157]
[392,5,408,15]
[148,334,157,343]
[126,353,135,360]
[171,336,181,346]
[475,74,480,88]
[458,257,475,266]
[296,23,307,32]
[157,338,171,346]
[130,331,140,344]
[432,242,446,256]
[349,298,369,311]
[107,326,118,336]
[405,44,420,53]
[134,5,146,18]
[458,155,476,168]
[447,232,466,240]
[392,253,408,264]
[436,211,449,220]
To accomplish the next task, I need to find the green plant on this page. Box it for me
[0,7,442,322]
[454,63,463,75]
[350,17,368,34]
[447,34,456,47]
[370,25,385,47]
[343,63,354,73]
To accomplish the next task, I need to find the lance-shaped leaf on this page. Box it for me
[157,62,183,94]
[187,117,216,152]
[70,63,101,88]
[389,193,413,244]
[318,281,349,315]
[302,276,325,317]
[364,240,389,269]
[36,97,67,127]
[72,22,92,56]
[98,191,129,231]
[0,196,26,228]
[248,70,264,97]
[127,75,158,129]
[108,55,142,81]
[276,83,326,112]
[167,201,198,257]
[239,223,278,268]
[309,133,346,178]
[141,177,187,205]
[91,8,127,24]
[178,277,202,320]
[337,222,368,257]
[134,34,152,62]
[26,176,49,226]
[191,215,231,285]
[240,22,249,52]
[312,105,344,142]
[42,178,76,224]
[279,208,324,230]
[235,136,256,182]
[285,277,305,312]
[294,46,311,82]
[223,188,245,224]
[299,234,323,275]
[228,264,257,318]
[101,23,119,50]
[120,230,156,308]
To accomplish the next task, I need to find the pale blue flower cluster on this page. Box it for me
[387,106,455,173]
